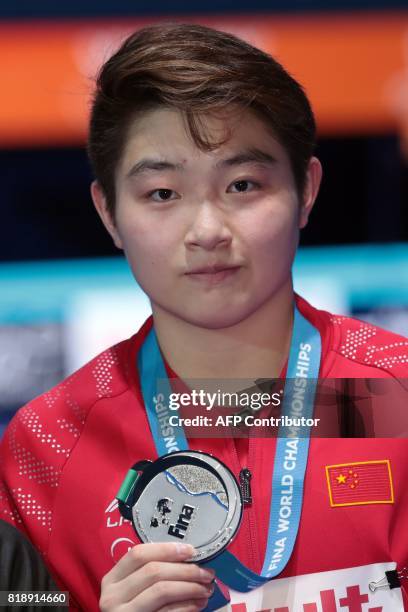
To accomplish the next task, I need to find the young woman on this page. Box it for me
[1,24,407,612]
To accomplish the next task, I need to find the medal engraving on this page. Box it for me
[150,497,173,527]
[168,504,195,539]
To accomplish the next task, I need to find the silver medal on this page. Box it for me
[126,451,243,563]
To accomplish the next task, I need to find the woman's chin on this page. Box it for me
[178,307,255,331]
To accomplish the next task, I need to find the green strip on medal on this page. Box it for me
[116,468,140,505]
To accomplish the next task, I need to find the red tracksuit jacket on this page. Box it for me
[0,295,407,611]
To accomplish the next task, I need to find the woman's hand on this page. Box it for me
[99,542,215,612]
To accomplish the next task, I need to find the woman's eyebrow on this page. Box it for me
[126,158,184,179]
[125,148,276,179]
[216,148,277,169]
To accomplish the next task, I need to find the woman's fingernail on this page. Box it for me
[199,568,215,582]
[176,543,195,556]
[205,583,215,595]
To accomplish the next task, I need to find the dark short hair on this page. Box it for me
[88,23,316,215]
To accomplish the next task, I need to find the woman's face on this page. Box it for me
[93,107,321,329]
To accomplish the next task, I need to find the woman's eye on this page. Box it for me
[148,189,178,202]
[228,180,259,193]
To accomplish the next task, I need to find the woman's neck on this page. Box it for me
[151,280,295,381]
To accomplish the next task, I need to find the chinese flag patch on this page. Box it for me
[325,460,394,507]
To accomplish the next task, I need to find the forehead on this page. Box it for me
[119,106,289,173]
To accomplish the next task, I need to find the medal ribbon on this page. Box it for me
[137,305,321,610]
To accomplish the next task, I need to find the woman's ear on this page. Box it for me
[90,181,123,249]
[299,156,323,229]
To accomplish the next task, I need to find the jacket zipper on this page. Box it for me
[239,468,252,505]
[246,437,260,570]
[230,437,259,571]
